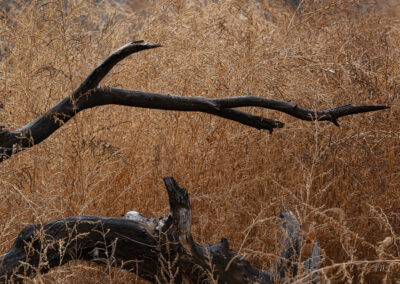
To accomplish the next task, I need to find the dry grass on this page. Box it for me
[0,0,399,282]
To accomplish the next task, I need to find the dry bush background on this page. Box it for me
[0,0,399,282]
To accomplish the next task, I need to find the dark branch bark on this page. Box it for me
[0,86,389,162]
[0,177,320,284]
[0,40,161,162]
[73,40,162,98]
[81,88,388,127]
[0,40,389,163]
[214,96,389,126]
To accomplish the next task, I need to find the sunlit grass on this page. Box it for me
[0,0,399,282]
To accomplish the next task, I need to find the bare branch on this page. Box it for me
[73,40,161,97]
[0,40,389,163]
[214,95,389,126]
[86,88,388,127]
[0,40,161,162]
[0,177,319,284]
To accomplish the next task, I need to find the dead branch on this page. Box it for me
[0,40,389,163]
[0,177,320,284]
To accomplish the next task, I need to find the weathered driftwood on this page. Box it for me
[0,177,320,283]
[0,40,389,162]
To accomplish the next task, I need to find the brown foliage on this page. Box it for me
[0,0,399,282]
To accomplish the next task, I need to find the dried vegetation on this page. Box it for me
[0,0,399,282]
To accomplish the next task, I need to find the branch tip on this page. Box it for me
[221,237,230,249]
[163,177,190,211]
[275,121,285,128]
[130,40,162,48]
[332,119,340,127]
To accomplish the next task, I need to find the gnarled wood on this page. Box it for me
[0,41,389,162]
[0,177,320,283]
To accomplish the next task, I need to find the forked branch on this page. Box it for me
[0,177,320,283]
[0,40,389,162]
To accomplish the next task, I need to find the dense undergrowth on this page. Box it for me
[0,0,399,282]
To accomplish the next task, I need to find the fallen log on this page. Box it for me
[0,177,319,283]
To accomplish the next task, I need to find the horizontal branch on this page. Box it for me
[0,86,388,162]
[214,95,389,126]
[0,177,320,284]
[82,88,388,126]
[0,40,389,163]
